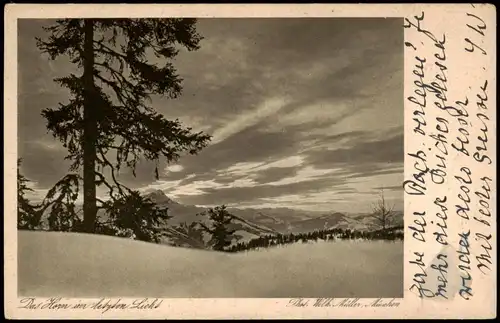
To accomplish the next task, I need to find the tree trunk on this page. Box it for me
[82,19,97,233]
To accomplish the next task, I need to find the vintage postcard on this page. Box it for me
[4,3,496,319]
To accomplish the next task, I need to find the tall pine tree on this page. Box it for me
[197,205,237,251]
[36,19,211,233]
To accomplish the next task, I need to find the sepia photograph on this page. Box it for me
[17,17,404,299]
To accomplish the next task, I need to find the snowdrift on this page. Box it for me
[18,230,403,298]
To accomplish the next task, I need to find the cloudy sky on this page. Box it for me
[18,18,403,213]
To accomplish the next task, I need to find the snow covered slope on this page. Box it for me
[18,230,403,298]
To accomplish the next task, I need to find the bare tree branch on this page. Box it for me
[370,189,394,230]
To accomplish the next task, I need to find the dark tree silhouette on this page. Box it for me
[96,191,171,243]
[197,205,237,251]
[17,159,43,230]
[42,174,83,232]
[370,189,395,230]
[18,159,86,232]
[35,19,211,233]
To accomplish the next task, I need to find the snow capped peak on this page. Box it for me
[145,190,177,205]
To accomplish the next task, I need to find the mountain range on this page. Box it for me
[144,190,404,247]
[33,189,403,249]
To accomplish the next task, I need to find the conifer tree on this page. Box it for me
[96,190,170,243]
[197,205,237,251]
[42,173,82,232]
[17,159,42,230]
[36,19,211,233]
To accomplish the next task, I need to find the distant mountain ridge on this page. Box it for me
[144,190,404,238]
[36,189,403,249]
[145,190,179,205]
[143,190,280,247]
